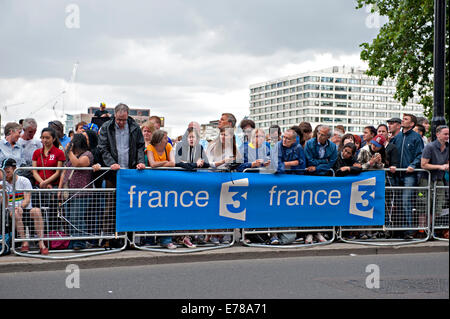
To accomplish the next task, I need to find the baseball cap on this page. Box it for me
[100,102,106,107]
[1,158,17,169]
[387,117,401,124]
[370,134,386,148]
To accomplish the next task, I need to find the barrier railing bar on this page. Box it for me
[338,168,432,246]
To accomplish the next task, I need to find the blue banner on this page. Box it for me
[116,170,385,232]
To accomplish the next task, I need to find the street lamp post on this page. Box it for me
[431,0,447,140]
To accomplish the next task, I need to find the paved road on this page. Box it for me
[0,252,447,299]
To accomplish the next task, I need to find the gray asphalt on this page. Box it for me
[0,252,448,299]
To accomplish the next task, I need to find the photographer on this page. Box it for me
[357,134,386,170]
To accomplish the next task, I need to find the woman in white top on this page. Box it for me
[206,127,242,169]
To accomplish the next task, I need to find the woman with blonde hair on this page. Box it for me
[141,121,156,166]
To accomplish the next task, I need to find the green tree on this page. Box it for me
[356,0,449,123]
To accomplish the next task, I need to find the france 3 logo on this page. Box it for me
[349,177,376,219]
[219,178,249,221]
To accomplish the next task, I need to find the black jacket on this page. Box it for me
[97,117,145,171]
[385,142,399,168]
[333,153,362,177]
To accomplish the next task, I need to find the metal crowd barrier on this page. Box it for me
[2,165,447,260]
[241,168,335,248]
[338,168,432,246]
[432,181,449,241]
[131,167,236,253]
[11,167,127,260]
[0,168,8,256]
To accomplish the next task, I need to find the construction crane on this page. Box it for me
[25,61,79,121]
[0,101,26,135]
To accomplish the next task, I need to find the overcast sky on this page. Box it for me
[0,0,380,137]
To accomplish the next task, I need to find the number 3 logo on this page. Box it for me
[349,177,376,219]
[219,178,249,221]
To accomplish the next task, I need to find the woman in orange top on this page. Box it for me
[145,129,176,249]
[146,130,175,168]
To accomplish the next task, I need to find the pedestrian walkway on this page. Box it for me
[0,241,447,273]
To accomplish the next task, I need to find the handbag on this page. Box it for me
[48,230,70,250]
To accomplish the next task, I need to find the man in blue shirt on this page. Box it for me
[276,129,306,173]
[304,125,337,176]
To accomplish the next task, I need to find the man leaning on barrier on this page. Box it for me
[269,128,306,245]
[238,128,271,172]
[420,125,449,238]
[390,113,424,239]
[303,125,337,244]
[0,158,48,255]
[304,125,337,176]
[97,103,146,247]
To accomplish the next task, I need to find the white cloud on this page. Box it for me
[1,49,365,137]
[1,1,375,137]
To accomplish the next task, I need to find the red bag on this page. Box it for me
[48,231,70,250]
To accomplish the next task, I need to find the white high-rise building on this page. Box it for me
[249,66,424,134]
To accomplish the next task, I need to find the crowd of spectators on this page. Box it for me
[0,103,448,253]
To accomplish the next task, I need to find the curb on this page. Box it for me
[0,241,447,273]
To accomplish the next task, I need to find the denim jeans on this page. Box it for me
[159,236,173,246]
[68,196,90,245]
[399,173,417,233]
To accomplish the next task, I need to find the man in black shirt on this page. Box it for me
[94,102,110,117]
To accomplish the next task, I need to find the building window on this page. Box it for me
[335,78,347,83]
[320,93,334,99]
[321,77,334,83]
[320,85,334,91]
[348,79,361,84]
[335,110,347,116]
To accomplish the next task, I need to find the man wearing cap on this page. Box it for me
[387,117,402,140]
[48,120,71,149]
[0,158,48,255]
[94,102,110,118]
[390,113,424,239]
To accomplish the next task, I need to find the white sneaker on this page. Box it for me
[210,236,220,245]
[315,233,326,243]
[221,235,231,244]
[164,242,177,249]
[305,234,313,244]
